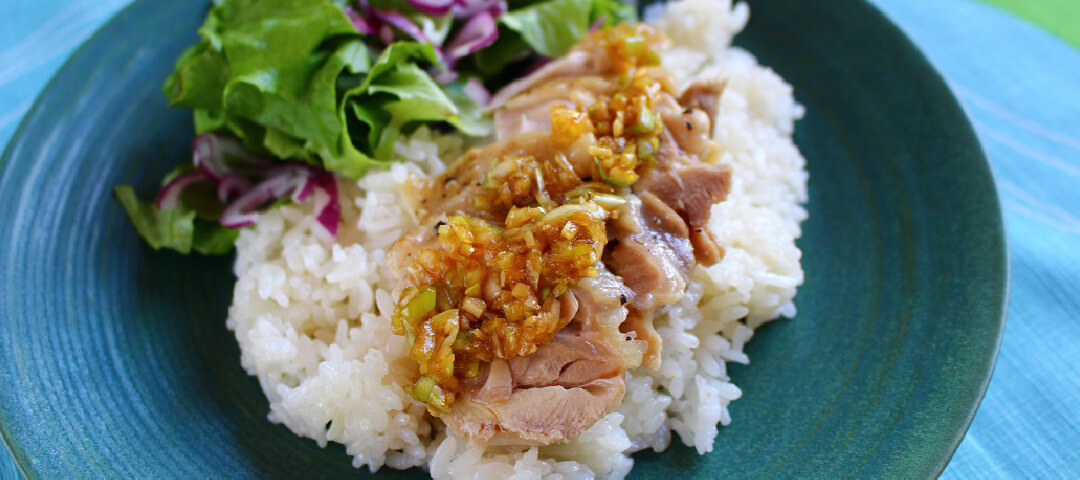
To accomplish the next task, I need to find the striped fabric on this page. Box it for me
[0,0,132,145]
[1,0,1077,477]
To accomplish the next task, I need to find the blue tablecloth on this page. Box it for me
[1,0,1077,477]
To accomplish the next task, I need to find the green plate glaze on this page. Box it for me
[0,0,1006,478]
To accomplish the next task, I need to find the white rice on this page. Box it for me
[226,0,808,477]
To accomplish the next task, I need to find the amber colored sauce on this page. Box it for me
[392,24,673,414]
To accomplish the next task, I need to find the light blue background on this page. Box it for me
[2,0,1077,477]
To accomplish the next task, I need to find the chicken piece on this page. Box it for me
[568,270,646,367]
[599,160,730,368]
[678,79,726,134]
[634,162,731,265]
[494,76,610,140]
[635,163,732,231]
[508,331,623,390]
[639,191,689,238]
[689,228,725,266]
[607,196,694,304]
[448,357,625,446]
[663,106,716,160]
[487,50,604,111]
[400,132,562,220]
[444,271,637,446]
[603,195,695,368]
[389,131,588,275]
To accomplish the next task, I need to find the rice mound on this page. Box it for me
[226,1,808,477]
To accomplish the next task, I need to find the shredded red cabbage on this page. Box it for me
[444,12,498,60]
[589,15,607,33]
[312,171,341,236]
[291,176,316,203]
[452,0,506,18]
[405,0,454,16]
[165,134,342,236]
[376,10,430,44]
[463,77,491,106]
[192,135,226,181]
[156,172,207,210]
[343,5,375,34]
[220,174,305,229]
[216,174,253,202]
[345,0,506,81]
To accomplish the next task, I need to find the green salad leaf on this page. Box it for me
[592,0,639,27]
[469,29,530,77]
[500,0,595,57]
[191,219,243,254]
[114,186,239,255]
[364,41,440,85]
[466,0,636,78]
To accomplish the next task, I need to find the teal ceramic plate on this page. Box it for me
[0,0,1006,477]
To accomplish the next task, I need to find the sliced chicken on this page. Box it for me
[678,79,727,135]
[448,358,625,446]
[391,24,735,446]
[635,163,732,232]
[400,132,561,220]
[494,76,610,140]
[634,163,731,265]
[508,331,621,391]
[604,195,694,368]
[444,271,637,446]
[487,50,609,111]
[389,131,578,276]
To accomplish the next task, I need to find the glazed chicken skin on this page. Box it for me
[387,24,732,447]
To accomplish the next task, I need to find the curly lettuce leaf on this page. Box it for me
[219,37,365,161]
[164,42,229,111]
[162,0,634,181]
[364,41,441,87]
[368,64,462,157]
[340,42,490,162]
[163,0,379,178]
[164,0,492,180]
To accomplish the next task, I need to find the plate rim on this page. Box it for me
[849,1,1009,475]
[0,0,174,476]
